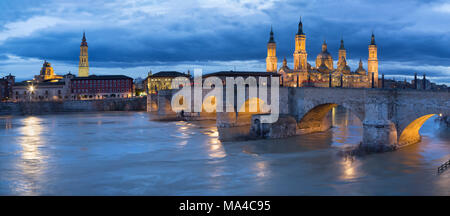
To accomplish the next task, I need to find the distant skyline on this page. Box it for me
[0,0,450,85]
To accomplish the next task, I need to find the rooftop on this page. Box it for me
[149,71,190,78]
[203,71,280,78]
[72,75,133,80]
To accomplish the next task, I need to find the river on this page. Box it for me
[0,108,449,195]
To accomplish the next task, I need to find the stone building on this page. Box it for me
[145,71,191,94]
[0,74,15,101]
[13,74,73,102]
[70,75,134,100]
[270,19,377,88]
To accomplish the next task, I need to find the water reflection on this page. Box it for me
[205,127,226,159]
[340,156,359,180]
[2,117,12,129]
[330,106,363,147]
[15,116,48,195]
[254,161,269,178]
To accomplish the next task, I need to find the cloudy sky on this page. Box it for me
[0,0,450,84]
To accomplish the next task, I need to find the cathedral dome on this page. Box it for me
[355,59,367,75]
[315,40,333,70]
[317,51,332,59]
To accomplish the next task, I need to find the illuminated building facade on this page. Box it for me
[12,73,73,101]
[70,75,134,100]
[145,71,191,94]
[34,61,63,82]
[268,18,378,88]
[266,27,277,72]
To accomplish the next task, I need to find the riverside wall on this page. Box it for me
[0,97,146,116]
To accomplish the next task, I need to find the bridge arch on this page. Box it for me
[200,95,218,119]
[237,97,268,124]
[298,102,364,134]
[398,114,436,147]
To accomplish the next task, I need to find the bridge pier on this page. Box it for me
[216,111,252,141]
[362,121,398,152]
[146,94,158,112]
[150,90,178,120]
[360,92,398,152]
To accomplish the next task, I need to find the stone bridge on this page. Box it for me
[148,87,449,152]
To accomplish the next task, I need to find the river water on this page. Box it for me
[0,108,449,195]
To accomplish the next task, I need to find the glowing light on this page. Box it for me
[439,113,443,117]
[398,114,435,146]
[340,157,358,180]
[28,85,34,92]
[206,128,226,158]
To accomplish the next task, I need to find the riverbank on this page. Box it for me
[0,97,146,116]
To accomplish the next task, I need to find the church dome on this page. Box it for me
[355,59,367,75]
[317,51,332,59]
[315,40,333,70]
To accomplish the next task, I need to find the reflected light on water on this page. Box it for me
[255,161,269,178]
[15,116,48,195]
[340,156,358,181]
[206,128,226,159]
[2,117,13,129]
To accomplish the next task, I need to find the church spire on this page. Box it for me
[370,32,376,45]
[297,16,304,35]
[339,38,345,50]
[268,26,275,43]
[81,31,88,47]
[322,40,327,52]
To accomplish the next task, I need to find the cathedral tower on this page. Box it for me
[293,18,307,71]
[338,38,346,67]
[368,33,378,87]
[78,32,89,77]
[266,27,278,72]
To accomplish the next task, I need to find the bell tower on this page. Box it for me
[78,32,89,77]
[266,27,278,72]
[368,33,378,87]
[293,17,307,71]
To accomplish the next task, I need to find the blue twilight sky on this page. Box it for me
[0,0,450,84]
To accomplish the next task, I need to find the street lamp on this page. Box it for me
[28,85,35,101]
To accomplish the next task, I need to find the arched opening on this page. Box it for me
[237,97,267,124]
[216,97,267,141]
[298,103,338,133]
[398,114,436,147]
[201,96,217,120]
[171,95,188,113]
[298,103,364,146]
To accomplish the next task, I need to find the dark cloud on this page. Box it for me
[0,0,449,84]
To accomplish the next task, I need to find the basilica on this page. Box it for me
[266,19,378,88]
